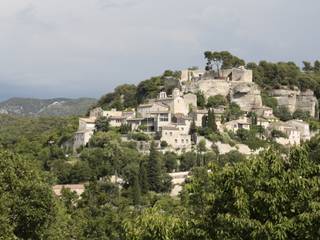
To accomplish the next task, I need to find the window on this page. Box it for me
[182,139,184,143]
[170,132,173,136]
[175,139,178,143]
[159,113,169,122]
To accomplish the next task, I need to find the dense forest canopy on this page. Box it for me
[1,114,320,238]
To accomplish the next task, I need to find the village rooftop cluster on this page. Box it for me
[74,66,315,155]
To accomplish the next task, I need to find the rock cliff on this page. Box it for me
[271,88,318,117]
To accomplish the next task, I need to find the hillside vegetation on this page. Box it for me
[1,52,320,239]
[0,97,97,116]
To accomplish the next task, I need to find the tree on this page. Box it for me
[131,174,141,205]
[183,147,320,239]
[206,95,227,108]
[189,118,197,143]
[147,142,163,192]
[314,60,320,72]
[292,109,310,121]
[179,152,197,171]
[164,152,178,172]
[207,108,218,132]
[197,139,207,166]
[196,91,206,109]
[274,106,293,121]
[124,207,182,240]
[0,150,61,239]
[302,61,313,72]
[247,111,258,125]
[139,161,149,194]
[95,116,110,132]
[204,51,245,76]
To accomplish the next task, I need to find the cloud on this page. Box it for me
[0,0,319,101]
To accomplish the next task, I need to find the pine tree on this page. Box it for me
[147,141,162,192]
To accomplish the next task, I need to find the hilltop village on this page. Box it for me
[74,66,318,155]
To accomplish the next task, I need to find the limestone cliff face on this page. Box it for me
[197,79,230,98]
[190,79,262,112]
[271,88,318,117]
[230,82,263,112]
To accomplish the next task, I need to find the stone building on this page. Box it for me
[268,121,301,146]
[160,126,192,152]
[223,117,251,133]
[73,117,96,150]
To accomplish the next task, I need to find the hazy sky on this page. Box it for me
[0,0,319,100]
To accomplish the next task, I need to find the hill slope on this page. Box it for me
[0,97,97,116]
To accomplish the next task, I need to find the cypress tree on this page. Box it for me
[207,108,218,132]
[131,174,141,205]
[190,118,197,143]
[139,161,149,194]
[147,141,162,192]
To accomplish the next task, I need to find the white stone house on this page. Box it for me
[74,117,96,150]
[269,122,301,146]
[160,126,192,152]
[223,117,251,133]
[287,120,311,141]
[108,116,127,127]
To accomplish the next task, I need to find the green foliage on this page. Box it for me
[274,106,293,121]
[206,95,227,108]
[124,207,182,240]
[147,142,172,193]
[0,150,61,239]
[271,129,288,139]
[204,51,245,73]
[128,132,150,141]
[96,84,138,110]
[222,102,243,122]
[292,109,311,121]
[183,147,320,239]
[95,116,110,132]
[261,91,278,110]
[218,150,246,167]
[179,152,197,171]
[207,108,218,132]
[137,76,164,103]
[236,128,267,150]
[164,152,178,172]
[196,91,206,109]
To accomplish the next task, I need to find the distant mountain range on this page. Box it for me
[0,97,97,117]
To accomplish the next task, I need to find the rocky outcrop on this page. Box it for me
[230,82,263,112]
[271,88,318,117]
[192,79,263,112]
[197,79,230,98]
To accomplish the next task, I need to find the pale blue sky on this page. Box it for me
[0,0,319,100]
